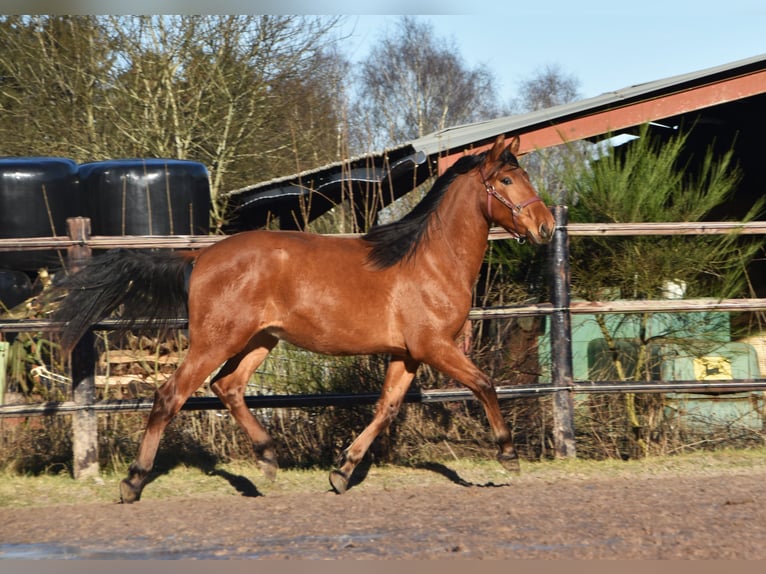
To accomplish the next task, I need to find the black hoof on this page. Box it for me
[257,457,279,482]
[497,452,521,474]
[329,469,349,494]
[119,479,142,504]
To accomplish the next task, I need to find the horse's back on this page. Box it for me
[205,229,365,261]
[186,229,409,355]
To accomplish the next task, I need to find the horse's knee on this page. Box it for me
[153,379,186,415]
[473,374,496,393]
[380,400,401,421]
[212,381,241,405]
[211,377,249,409]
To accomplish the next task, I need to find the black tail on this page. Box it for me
[50,248,193,353]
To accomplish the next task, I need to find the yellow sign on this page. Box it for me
[693,356,732,380]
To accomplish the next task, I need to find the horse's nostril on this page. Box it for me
[540,223,552,240]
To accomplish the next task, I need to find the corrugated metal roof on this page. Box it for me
[224,52,766,231]
[227,146,421,199]
[408,52,766,157]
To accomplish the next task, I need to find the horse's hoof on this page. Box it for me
[119,479,141,504]
[497,452,521,474]
[257,457,278,482]
[329,469,349,494]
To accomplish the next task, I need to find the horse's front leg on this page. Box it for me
[420,341,520,473]
[210,334,280,481]
[330,355,420,494]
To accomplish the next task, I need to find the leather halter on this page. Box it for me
[480,166,543,243]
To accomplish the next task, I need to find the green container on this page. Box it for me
[655,340,764,431]
[663,393,764,431]
[538,305,731,382]
[652,341,759,381]
[536,306,764,430]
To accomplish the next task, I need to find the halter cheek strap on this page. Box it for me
[480,168,543,243]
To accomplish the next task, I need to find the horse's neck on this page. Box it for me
[422,179,490,287]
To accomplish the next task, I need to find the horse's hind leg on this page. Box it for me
[120,349,226,503]
[330,355,419,494]
[209,333,279,481]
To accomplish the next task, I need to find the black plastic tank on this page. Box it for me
[78,159,211,236]
[0,157,81,271]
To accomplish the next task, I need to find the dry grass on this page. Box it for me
[2,447,765,509]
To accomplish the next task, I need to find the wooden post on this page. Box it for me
[66,217,100,479]
[66,216,93,270]
[0,341,8,405]
[548,206,576,458]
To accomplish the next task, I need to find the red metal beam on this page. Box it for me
[438,69,766,174]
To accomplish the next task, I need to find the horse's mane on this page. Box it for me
[363,152,487,269]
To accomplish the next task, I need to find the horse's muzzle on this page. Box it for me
[538,222,554,243]
[526,222,554,245]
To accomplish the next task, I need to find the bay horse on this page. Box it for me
[51,134,555,501]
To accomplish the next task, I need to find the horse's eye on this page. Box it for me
[501,177,513,185]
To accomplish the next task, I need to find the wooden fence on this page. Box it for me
[3,209,766,477]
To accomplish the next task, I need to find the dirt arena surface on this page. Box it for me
[2,458,765,559]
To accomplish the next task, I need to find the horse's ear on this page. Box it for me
[507,135,521,156]
[488,134,506,163]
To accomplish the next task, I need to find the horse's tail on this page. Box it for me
[49,248,196,353]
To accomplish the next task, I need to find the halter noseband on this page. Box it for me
[480,166,543,244]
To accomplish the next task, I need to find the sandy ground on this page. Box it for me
[1,461,765,559]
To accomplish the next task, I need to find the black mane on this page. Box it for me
[363,153,486,269]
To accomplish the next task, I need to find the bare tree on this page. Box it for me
[506,64,583,202]
[351,16,501,151]
[0,15,349,230]
[510,63,581,112]
[0,16,113,157]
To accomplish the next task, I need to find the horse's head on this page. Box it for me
[478,135,555,245]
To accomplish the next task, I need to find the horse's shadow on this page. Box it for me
[207,467,261,497]
[139,445,372,498]
[138,448,506,497]
[143,447,262,498]
[414,461,512,488]
[340,459,511,492]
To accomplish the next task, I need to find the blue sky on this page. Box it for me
[8,0,766,102]
[335,2,766,100]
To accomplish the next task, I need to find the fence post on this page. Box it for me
[66,217,100,479]
[0,341,8,405]
[548,206,576,458]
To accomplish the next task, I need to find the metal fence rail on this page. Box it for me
[1,213,766,472]
[4,379,766,418]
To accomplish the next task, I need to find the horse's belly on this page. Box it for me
[268,309,406,356]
